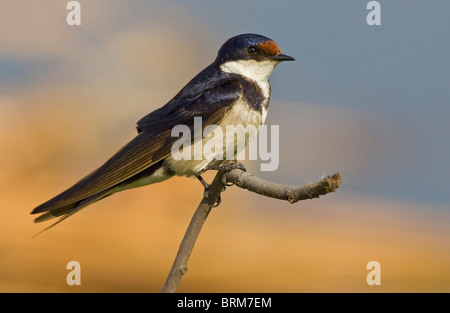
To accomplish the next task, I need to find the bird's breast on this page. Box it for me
[166,83,270,177]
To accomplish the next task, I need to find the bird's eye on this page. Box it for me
[247,46,257,55]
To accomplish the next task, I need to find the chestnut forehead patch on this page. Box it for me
[257,40,281,56]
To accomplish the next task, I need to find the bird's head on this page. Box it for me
[215,34,295,81]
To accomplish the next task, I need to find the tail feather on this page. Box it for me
[32,190,112,238]
[34,203,78,223]
[32,206,84,238]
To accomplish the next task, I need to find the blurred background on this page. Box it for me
[1,0,449,292]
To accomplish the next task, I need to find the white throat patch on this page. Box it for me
[220,59,277,99]
[220,59,278,83]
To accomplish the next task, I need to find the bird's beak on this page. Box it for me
[270,53,295,62]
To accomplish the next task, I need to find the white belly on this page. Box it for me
[166,97,268,177]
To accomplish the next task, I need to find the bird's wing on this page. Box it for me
[31,76,243,215]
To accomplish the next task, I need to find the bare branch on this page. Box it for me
[227,170,341,203]
[161,170,227,293]
[161,170,341,293]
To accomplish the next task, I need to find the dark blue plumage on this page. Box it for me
[30,34,294,233]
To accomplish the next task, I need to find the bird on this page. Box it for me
[30,33,295,234]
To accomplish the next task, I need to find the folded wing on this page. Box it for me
[31,74,243,222]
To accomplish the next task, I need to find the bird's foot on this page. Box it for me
[196,162,246,207]
[205,161,247,185]
[205,161,247,173]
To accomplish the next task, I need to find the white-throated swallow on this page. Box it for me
[31,33,295,232]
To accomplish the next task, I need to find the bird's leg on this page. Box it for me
[196,174,210,190]
[196,161,246,207]
[195,175,222,207]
